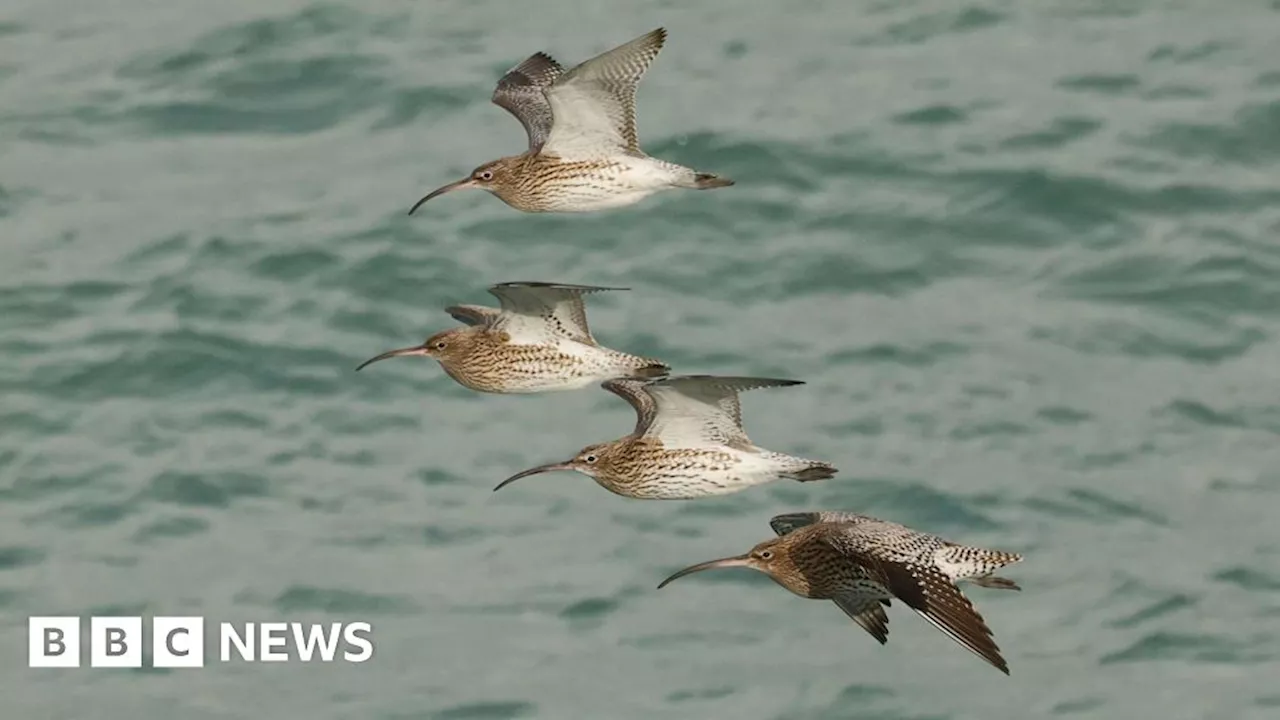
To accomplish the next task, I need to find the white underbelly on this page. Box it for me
[647,450,784,498]
[500,340,634,390]
[544,159,684,211]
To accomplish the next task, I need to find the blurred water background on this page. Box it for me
[3,0,1279,718]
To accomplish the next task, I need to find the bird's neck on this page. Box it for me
[766,558,820,598]
[435,334,497,389]
[587,441,644,492]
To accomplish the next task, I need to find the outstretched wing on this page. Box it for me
[638,375,802,449]
[833,596,892,645]
[540,28,666,159]
[486,281,625,345]
[492,52,565,153]
[886,561,1009,674]
[600,378,658,437]
[818,526,1010,675]
[445,304,500,327]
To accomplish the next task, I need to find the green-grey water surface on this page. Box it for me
[3,1,1279,718]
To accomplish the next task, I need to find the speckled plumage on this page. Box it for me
[408,28,733,215]
[658,512,1023,675]
[355,282,668,393]
[493,375,837,498]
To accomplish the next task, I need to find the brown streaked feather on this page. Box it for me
[600,377,658,437]
[776,513,1022,593]
[805,523,1010,674]
[775,515,892,643]
[492,52,565,152]
[865,556,1008,675]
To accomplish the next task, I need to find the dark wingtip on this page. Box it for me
[502,51,563,86]
[667,375,804,386]
[749,377,805,389]
[493,281,630,292]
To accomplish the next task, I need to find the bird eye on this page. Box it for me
[434,341,447,350]
[478,170,493,181]
[584,454,598,464]
[758,550,774,560]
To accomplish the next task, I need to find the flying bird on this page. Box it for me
[493,375,836,498]
[356,282,668,393]
[658,511,1023,674]
[408,28,732,214]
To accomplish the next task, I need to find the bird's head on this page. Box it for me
[355,328,471,371]
[656,536,810,594]
[408,158,518,214]
[492,442,619,492]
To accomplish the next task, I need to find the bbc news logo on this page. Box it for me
[28,616,374,668]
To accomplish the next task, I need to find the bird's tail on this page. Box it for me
[969,575,1021,591]
[627,361,670,380]
[670,167,734,190]
[937,545,1023,591]
[691,172,734,189]
[781,459,837,483]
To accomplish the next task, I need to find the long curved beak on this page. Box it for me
[492,462,575,492]
[656,554,752,589]
[408,178,476,215]
[355,344,428,371]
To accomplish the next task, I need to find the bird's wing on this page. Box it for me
[600,378,659,437]
[774,517,891,644]
[639,375,802,449]
[445,304,500,327]
[819,526,1010,675]
[539,28,666,159]
[492,52,565,153]
[885,562,1009,674]
[769,512,880,537]
[486,281,625,345]
[832,595,892,645]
